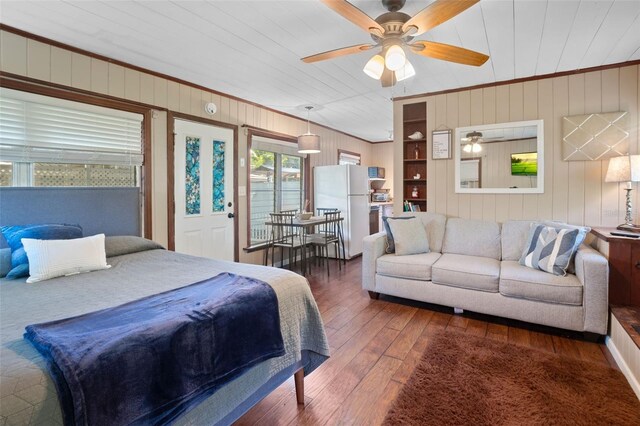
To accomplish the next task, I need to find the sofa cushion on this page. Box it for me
[399,212,447,253]
[539,221,591,274]
[387,217,429,256]
[500,261,582,306]
[442,218,501,260]
[519,224,586,276]
[382,216,414,254]
[501,220,535,261]
[431,253,500,292]
[377,252,442,281]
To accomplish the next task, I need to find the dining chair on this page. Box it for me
[263,209,299,266]
[306,211,342,276]
[316,207,338,216]
[268,212,308,274]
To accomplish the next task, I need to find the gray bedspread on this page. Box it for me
[0,249,330,425]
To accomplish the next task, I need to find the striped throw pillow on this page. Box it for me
[519,224,585,276]
[22,234,110,283]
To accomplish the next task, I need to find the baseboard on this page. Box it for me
[605,336,640,400]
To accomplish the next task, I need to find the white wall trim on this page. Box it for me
[605,335,640,400]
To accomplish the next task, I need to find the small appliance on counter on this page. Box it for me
[371,189,390,202]
[368,167,385,179]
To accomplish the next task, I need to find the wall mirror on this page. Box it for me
[454,120,544,194]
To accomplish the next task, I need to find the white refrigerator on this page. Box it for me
[314,165,370,259]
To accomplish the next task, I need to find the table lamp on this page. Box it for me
[605,154,640,232]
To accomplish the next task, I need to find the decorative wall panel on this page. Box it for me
[212,140,225,213]
[562,112,629,161]
[185,136,200,215]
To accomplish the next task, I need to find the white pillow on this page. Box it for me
[386,217,430,256]
[22,233,111,283]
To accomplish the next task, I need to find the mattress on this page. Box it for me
[0,249,330,425]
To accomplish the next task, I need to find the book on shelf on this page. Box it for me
[403,200,422,212]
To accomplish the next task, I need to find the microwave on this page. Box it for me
[372,192,389,202]
[368,167,385,179]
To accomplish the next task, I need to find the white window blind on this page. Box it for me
[0,88,144,166]
[251,135,307,158]
[339,151,361,165]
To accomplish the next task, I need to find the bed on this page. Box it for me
[0,188,330,425]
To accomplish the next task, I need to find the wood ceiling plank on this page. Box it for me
[535,0,581,75]
[556,0,614,72]
[479,0,515,81]
[581,0,640,67]
[514,0,547,78]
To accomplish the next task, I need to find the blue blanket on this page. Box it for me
[24,273,285,426]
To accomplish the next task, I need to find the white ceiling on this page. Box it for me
[1,0,639,142]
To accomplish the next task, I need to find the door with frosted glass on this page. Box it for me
[174,119,234,260]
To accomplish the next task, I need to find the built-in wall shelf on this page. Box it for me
[402,102,427,211]
[403,118,426,124]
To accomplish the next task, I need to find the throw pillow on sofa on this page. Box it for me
[386,217,430,256]
[519,224,586,276]
[382,216,415,253]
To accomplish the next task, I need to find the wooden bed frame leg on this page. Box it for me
[294,368,304,405]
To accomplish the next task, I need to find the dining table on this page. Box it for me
[264,215,345,275]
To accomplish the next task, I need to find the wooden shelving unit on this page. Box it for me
[402,102,427,211]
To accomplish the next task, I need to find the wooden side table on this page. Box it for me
[591,228,640,306]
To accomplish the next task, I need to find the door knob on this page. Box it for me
[228,212,235,219]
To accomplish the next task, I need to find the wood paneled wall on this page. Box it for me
[393,65,639,227]
[370,142,394,196]
[0,30,374,264]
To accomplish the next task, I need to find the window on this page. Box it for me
[248,131,307,247]
[338,149,361,165]
[0,87,143,187]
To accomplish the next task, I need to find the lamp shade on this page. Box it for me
[395,60,415,82]
[363,55,384,80]
[385,45,406,71]
[297,134,320,154]
[605,155,640,183]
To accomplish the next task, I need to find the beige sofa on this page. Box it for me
[362,212,610,336]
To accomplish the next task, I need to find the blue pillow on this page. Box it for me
[1,224,83,279]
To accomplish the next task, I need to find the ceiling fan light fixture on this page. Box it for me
[363,54,385,80]
[463,144,472,153]
[298,106,321,154]
[395,60,415,81]
[385,44,406,71]
[472,143,482,153]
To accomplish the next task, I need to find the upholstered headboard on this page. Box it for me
[0,187,141,247]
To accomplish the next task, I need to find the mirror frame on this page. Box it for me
[454,119,544,194]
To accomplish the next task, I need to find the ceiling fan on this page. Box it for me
[462,130,484,153]
[302,0,490,87]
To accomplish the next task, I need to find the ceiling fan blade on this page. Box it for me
[302,43,375,63]
[403,0,479,36]
[320,0,384,34]
[410,41,489,66]
[381,67,396,88]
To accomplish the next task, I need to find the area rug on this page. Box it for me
[383,331,640,425]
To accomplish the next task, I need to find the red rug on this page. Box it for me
[384,331,640,425]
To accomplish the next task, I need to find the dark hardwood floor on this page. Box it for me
[235,257,617,425]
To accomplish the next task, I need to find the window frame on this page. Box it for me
[0,77,153,239]
[245,127,310,250]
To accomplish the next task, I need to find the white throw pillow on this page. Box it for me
[386,217,430,256]
[22,233,111,283]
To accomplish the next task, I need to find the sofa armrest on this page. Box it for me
[575,244,609,335]
[362,232,387,291]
